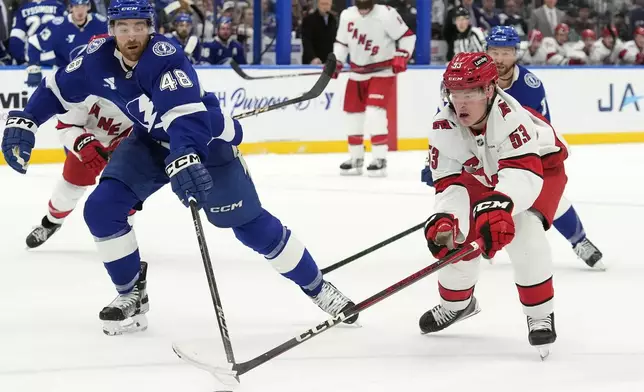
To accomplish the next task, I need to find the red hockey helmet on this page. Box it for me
[443,52,498,91]
[635,26,644,36]
[528,29,543,44]
[581,29,596,40]
[602,25,618,38]
[554,23,570,35]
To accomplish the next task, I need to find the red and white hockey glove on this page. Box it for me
[392,50,410,74]
[473,192,515,258]
[424,213,459,259]
[331,61,343,79]
[74,133,109,177]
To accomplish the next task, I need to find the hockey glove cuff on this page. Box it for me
[392,50,409,74]
[331,61,343,79]
[25,65,42,88]
[74,133,109,177]
[473,192,515,258]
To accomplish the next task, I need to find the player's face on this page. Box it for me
[487,47,515,77]
[636,34,644,49]
[175,22,192,39]
[449,88,489,128]
[455,16,470,33]
[583,37,594,50]
[555,31,568,45]
[218,23,232,41]
[603,36,615,49]
[71,5,90,23]
[113,20,150,62]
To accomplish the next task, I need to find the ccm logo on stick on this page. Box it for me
[473,200,511,214]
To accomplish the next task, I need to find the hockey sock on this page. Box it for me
[84,179,142,294]
[552,205,586,246]
[233,210,323,296]
[46,178,87,224]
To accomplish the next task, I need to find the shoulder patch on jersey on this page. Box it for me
[152,41,177,57]
[52,16,64,26]
[65,56,83,73]
[86,38,106,54]
[95,14,107,22]
[524,73,541,88]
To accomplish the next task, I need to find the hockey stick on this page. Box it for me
[185,197,240,385]
[321,221,425,275]
[230,53,337,121]
[230,59,390,81]
[173,238,485,384]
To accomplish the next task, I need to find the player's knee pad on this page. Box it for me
[84,178,140,238]
[232,209,284,255]
[363,106,388,137]
[553,195,572,220]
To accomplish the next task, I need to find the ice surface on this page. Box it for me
[1,145,643,392]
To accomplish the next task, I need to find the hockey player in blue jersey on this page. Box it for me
[164,13,201,64]
[200,16,246,65]
[9,0,66,64]
[2,0,358,335]
[25,0,108,87]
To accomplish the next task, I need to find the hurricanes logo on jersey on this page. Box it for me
[347,22,380,56]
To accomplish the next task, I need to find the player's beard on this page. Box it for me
[496,63,513,81]
[120,38,146,63]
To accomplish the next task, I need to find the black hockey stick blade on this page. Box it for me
[226,238,485,377]
[183,197,240,385]
[231,53,336,121]
[231,60,323,80]
[321,221,425,275]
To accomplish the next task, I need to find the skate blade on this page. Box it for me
[536,344,551,360]
[340,168,363,176]
[102,314,148,336]
[172,342,240,387]
[367,169,387,177]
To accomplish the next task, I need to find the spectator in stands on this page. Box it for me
[292,0,304,37]
[614,11,631,41]
[237,4,254,46]
[478,0,502,30]
[530,0,566,37]
[500,0,528,38]
[301,0,337,64]
[385,0,417,33]
[432,0,445,38]
[570,2,595,40]
[88,0,109,16]
[263,0,277,38]
[629,0,644,32]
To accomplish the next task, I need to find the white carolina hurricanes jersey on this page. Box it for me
[56,96,134,154]
[428,89,568,241]
[589,38,626,65]
[620,40,644,64]
[542,37,587,65]
[333,4,415,80]
[517,41,547,65]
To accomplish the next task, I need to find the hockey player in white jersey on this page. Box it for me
[419,52,568,359]
[543,23,587,65]
[26,96,133,248]
[517,29,546,65]
[620,26,644,64]
[589,25,626,65]
[333,0,415,177]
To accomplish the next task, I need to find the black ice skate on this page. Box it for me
[99,262,149,336]
[527,312,557,360]
[339,157,364,176]
[311,281,359,325]
[419,296,480,334]
[366,158,387,177]
[573,238,605,270]
[26,216,62,249]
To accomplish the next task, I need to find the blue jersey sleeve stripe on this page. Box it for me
[218,115,236,143]
[10,29,27,40]
[160,102,207,131]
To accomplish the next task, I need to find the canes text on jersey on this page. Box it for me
[347,22,380,56]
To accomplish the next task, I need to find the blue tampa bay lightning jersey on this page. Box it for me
[200,37,246,65]
[25,34,240,159]
[9,0,66,64]
[27,14,108,67]
[504,64,551,122]
[165,32,201,64]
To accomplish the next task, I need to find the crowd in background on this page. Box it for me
[1,0,644,66]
